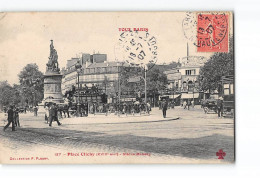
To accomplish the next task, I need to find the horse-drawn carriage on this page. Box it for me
[202,97,218,114]
[221,76,234,117]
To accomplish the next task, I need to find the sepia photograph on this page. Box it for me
[0,11,234,164]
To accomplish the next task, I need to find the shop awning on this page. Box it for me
[159,94,180,99]
[181,93,199,99]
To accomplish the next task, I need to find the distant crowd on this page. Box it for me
[2,97,225,132]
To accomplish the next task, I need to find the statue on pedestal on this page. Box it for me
[44,40,63,103]
[46,40,60,72]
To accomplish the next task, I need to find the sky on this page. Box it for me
[0,12,214,85]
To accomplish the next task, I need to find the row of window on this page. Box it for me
[185,69,196,75]
[84,66,121,74]
[79,74,119,82]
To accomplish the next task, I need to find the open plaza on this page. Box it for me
[0,105,234,164]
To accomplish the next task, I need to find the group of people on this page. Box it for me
[107,102,151,116]
[3,105,20,132]
[182,100,194,110]
[54,101,152,117]
[72,102,152,116]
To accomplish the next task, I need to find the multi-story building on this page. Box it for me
[61,53,127,102]
[164,56,207,105]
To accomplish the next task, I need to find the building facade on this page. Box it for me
[164,56,207,105]
[61,53,126,99]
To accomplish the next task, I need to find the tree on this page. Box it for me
[199,36,234,93]
[0,81,15,108]
[18,63,44,106]
[118,64,168,97]
[0,81,22,109]
[147,65,168,92]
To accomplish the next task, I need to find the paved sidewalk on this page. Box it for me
[61,110,179,125]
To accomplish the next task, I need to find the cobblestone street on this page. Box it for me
[0,106,234,164]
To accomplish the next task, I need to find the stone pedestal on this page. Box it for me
[44,71,63,103]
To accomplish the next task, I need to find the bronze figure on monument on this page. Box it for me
[43,40,63,103]
[46,40,60,72]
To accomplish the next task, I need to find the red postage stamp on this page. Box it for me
[197,13,229,52]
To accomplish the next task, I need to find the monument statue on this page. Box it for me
[46,40,60,72]
[44,40,63,103]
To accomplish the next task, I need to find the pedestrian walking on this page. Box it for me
[172,101,175,109]
[24,106,27,113]
[34,106,38,116]
[14,107,20,127]
[45,105,50,124]
[162,99,168,118]
[146,102,151,115]
[217,97,224,118]
[191,100,194,108]
[85,102,88,116]
[64,104,70,118]
[58,105,63,118]
[49,103,62,127]
[80,103,85,117]
[3,105,15,131]
[187,100,191,110]
[183,100,187,109]
[13,106,18,126]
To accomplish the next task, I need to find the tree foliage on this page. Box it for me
[18,63,44,106]
[0,63,44,109]
[199,36,234,92]
[146,64,168,92]
[0,81,22,108]
[118,63,168,96]
[0,81,15,107]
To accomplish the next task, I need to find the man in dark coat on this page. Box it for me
[162,99,168,118]
[187,99,191,110]
[34,106,38,116]
[3,105,15,131]
[14,107,20,127]
[217,97,224,118]
[49,103,62,127]
[63,104,70,118]
[85,102,89,117]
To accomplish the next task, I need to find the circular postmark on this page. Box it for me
[115,30,158,68]
[182,12,197,45]
[182,12,228,49]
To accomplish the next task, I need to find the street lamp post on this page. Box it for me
[153,89,156,108]
[139,66,147,104]
[75,61,82,117]
[172,88,175,105]
[116,62,121,116]
[193,84,194,105]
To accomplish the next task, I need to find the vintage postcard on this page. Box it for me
[0,12,234,164]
